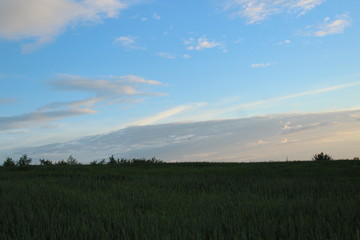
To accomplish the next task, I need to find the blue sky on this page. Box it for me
[1,0,360,162]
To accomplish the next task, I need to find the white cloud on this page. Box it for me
[224,0,324,24]
[292,0,325,14]
[311,14,352,37]
[185,37,222,51]
[251,62,275,68]
[114,36,144,50]
[0,0,127,52]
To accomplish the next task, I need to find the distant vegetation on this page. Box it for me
[2,152,359,168]
[0,160,359,239]
[2,154,163,167]
[312,152,333,161]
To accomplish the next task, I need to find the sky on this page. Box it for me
[1,0,360,162]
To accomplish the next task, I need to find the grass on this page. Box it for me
[0,160,360,239]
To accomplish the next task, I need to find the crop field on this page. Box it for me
[0,160,360,240]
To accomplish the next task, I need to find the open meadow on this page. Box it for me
[1,160,360,239]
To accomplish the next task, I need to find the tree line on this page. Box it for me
[2,154,163,167]
[2,152,359,167]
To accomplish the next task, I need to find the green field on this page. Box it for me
[1,161,360,239]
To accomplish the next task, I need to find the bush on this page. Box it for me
[55,160,67,166]
[90,159,106,166]
[354,157,360,161]
[16,154,32,166]
[66,155,80,165]
[312,152,333,161]
[39,159,53,165]
[107,155,118,166]
[3,157,16,167]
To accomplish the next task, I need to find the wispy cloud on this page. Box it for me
[0,0,128,53]
[280,121,336,135]
[276,39,291,45]
[114,36,144,50]
[185,37,223,51]
[172,81,360,122]
[50,74,164,97]
[224,0,324,24]
[156,52,192,59]
[111,75,163,85]
[156,52,177,59]
[231,81,360,111]
[0,74,166,131]
[0,108,96,131]
[134,105,192,126]
[251,62,275,68]
[309,14,352,37]
[38,98,103,112]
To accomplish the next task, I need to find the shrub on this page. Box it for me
[312,152,333,161]
[39,159,53,165]
[107,155,118,166]
[89,160,97,166]
[90,159,106,166]
[3,157,16,167]
[66,155,80,165]
[16,154,32,166]
[55,160,67,165]
[354,157,360,161]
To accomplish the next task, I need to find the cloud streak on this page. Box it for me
[171,81,360,122]
[224,0,324,24]
[134,105,194,126]
[251,62,275,68]
[232,82,360,111]
[0,108,96,131]
[0,74,166,131]
[0,0,128,52]
[50,74,165,97]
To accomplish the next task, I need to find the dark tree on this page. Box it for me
[16,154,32,166]
[312,152,333,161]
[3,157,16,167]
[39,159,53,165]
[66,155,80,165]
[107,155,118,165]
